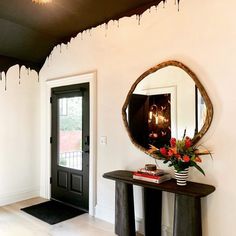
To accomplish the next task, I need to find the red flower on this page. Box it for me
[160,147,167,155]
[185,137,192,148]
[183,155,190,162]
[170,138,176,147]
[168,150,174,157]
[175,154,181,160]
[171,147,177,154]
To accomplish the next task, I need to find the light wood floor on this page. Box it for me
[0,197,116,236]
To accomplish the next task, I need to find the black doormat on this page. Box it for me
[21,200,86,225]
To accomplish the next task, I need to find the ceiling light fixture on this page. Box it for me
[32,0,52,4]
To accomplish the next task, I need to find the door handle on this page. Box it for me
[85,136,90,146]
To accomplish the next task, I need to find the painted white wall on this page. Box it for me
[40,0,236,235]
[0,66,40,205]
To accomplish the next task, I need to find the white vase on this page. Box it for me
[174,168,189,186]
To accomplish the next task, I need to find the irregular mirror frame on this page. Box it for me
[122,61,213,158]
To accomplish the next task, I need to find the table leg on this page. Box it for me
[143,188,162,236]
[173,194,202,236]
[115,181,136,236]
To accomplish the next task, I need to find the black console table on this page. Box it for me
[103,170,215,236]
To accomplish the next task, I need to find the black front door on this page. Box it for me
[51,83,89,211]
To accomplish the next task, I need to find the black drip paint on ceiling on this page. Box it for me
[0,0,171,72]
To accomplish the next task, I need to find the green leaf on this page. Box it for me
[192,162,205,176]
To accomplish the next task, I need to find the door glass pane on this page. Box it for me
[58,96,83,170]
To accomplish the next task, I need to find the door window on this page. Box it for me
[58,97,83,170]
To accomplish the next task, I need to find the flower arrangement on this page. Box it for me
[148,137,211,175]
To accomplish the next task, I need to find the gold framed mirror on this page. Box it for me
[122,60,213,157]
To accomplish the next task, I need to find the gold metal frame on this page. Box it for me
[122,60,213,158]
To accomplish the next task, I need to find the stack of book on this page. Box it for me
[133,168,172,184]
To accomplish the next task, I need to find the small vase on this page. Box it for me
[174,168,189,186]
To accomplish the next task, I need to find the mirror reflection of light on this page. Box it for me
[32,0,52,4]
[148,111,158,125]
[155,116,158,125]
[149,111,153,120]
[149,106,170,126]
[158,115,168,124]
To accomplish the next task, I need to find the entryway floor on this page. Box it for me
[0,197,116,236]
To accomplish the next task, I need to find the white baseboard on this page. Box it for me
[0,187,40,206]
[135,217,144,234]
[95,204,115,224]
[162,225,173,236]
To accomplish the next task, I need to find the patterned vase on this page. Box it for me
[174,168,189,186]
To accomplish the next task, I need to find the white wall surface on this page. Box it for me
[40,0,236,235]
[0,66,40,205]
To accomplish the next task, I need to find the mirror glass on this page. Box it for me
[122,61,213,154]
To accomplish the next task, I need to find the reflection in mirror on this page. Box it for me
[123,61,213,155]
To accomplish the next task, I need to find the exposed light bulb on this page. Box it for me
[155,116,158,125]
[149,111,153,120]
[32,0,52,4]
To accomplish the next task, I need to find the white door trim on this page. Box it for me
[40,71,97,216]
